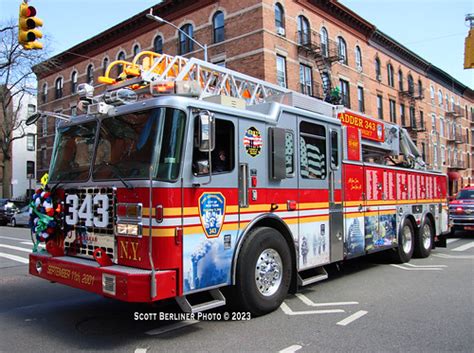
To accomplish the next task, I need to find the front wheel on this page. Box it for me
[391,219,415,263]
[414,219,433,258]
[234,227,292,316]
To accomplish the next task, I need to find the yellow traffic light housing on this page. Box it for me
[18,2,43,50]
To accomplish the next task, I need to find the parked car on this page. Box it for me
[449,186,474,233]
[10,205,31,227]
[0,199,20,226]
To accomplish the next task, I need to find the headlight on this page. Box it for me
[116,223,141,236]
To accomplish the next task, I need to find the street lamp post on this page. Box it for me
[146,9,208,62]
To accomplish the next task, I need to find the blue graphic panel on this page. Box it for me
[199,193,225,238]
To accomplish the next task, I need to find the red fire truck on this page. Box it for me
[28,51,449,316]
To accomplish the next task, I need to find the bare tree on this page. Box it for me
[0,19,54,198]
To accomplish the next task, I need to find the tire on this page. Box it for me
[391,219,415,263]
[10,218,16,227]
[414,219,433,258]
[234,227,292,316]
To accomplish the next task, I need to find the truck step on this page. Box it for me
[175,289,226,313]
[297,267,328,287]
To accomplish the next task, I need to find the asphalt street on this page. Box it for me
[0,226,473,353]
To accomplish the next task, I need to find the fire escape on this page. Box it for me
[296,29,341,100]
[445,104,467,171]
[399,80,425,141]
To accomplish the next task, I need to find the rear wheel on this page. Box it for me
[391,219,415,263]
[234,227,292,316]
[414,219,433,258]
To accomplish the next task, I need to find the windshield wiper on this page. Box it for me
[102,162,134,190]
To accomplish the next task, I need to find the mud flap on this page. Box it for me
[434,233,448,248]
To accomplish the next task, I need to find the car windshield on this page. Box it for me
[49,122,98,182]
[92,108,186,181]
[456,189,474,200]
[49,107,187,183]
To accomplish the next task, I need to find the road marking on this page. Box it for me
[20,242,45,248]
[0,252,28,264]
[390,264,443,271]
[447,238,461,244]
[279,344,302,353]
[296,293,358,307]
[433,253,474,259]
[0,235,28,241]
[451,242,474,252]
[0,244,32,253]
[280,302,345,316]
[145,320,199,336]
[403,263,447,268]
[336,310,368,326]
[134,349,148,353]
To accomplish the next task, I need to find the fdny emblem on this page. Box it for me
[199,192,226,238]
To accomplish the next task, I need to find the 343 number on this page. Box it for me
[65,194,109,227]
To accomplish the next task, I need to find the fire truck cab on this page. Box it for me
[29,52,449,316]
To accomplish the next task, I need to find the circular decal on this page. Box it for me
[243,126,262,157]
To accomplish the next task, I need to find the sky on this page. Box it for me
[0,0,473,88]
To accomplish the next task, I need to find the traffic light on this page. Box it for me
[18,2,43,50]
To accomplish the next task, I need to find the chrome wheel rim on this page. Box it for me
[421,224,432,250]
[402,225,413,254]
[255,248,283,297]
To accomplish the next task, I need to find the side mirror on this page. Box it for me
[197,111,215,152]
[26,112,42,126]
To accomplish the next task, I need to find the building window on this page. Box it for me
[86,64,94,85]
[179,24,194,55]
[320,27,329,57]
[438,90,443,107]
[213,11,225,43]
[377,95,383,119]
[42,117,47,137]
[102,57,109,76]
[419,111,424,129]
[398,70,403,91]
[214,60,226,67]
[339,79,350,108]
[300,121,327,180]
[431,113,436,131]
[27,104,36,115]
[441,145,446,165]
[26,134,35,151]
[409,106,416,126]
[389,99,396,123]
[430,86,435,104]
[116,51,126,77]
[153,35,163,54]
[355,46,362,70]
[357,86,365,113]
[407,74,414,94]
[275,3,285,33]
[445,94,449,111]
[421,142,426,161]
[41,83,47,103]
[387,64,394,87]
[338,37,347,64]
[418,79,423,98]
[133,44,140,57]
[55,77,63,99]
[71,71,78,94]
[439,117,444,137]
[297,15,310,45]
[276,55,287,88]
[26,161,35,177]
[400,103,406,127]
[299,64,312,96]
[375,57,381,81]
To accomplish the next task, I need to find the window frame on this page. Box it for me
[357,86,365,113]
[275,3,285,31]
[339,79,350,108]
[338,37,347,65]
[297,15,310,45]
[276,55,287,88]
[86,64,94,85]
[55,77,63,99]
[387,63,394,87]
[71,71,78,94]
[355,45,362,70]
[26,133,35,151]
[153,35,163,54]
[299,120,327,181]
[179,24,194,55]
[213,11,225,43]
[299,63,313,96]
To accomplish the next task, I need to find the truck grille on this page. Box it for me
[64,187,116,261]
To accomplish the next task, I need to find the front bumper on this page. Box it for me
[29,253,177,302]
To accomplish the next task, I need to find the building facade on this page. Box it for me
[34,0,473,194]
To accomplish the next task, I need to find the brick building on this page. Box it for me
[34,0,473,194]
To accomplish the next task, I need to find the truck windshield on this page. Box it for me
[49,107,186,183]
[49,121,98,182]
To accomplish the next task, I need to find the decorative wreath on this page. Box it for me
[29,186,62,253]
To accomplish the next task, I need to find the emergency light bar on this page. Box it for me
[150,80,202,97]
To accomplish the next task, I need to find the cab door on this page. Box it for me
[328,127,343,263]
